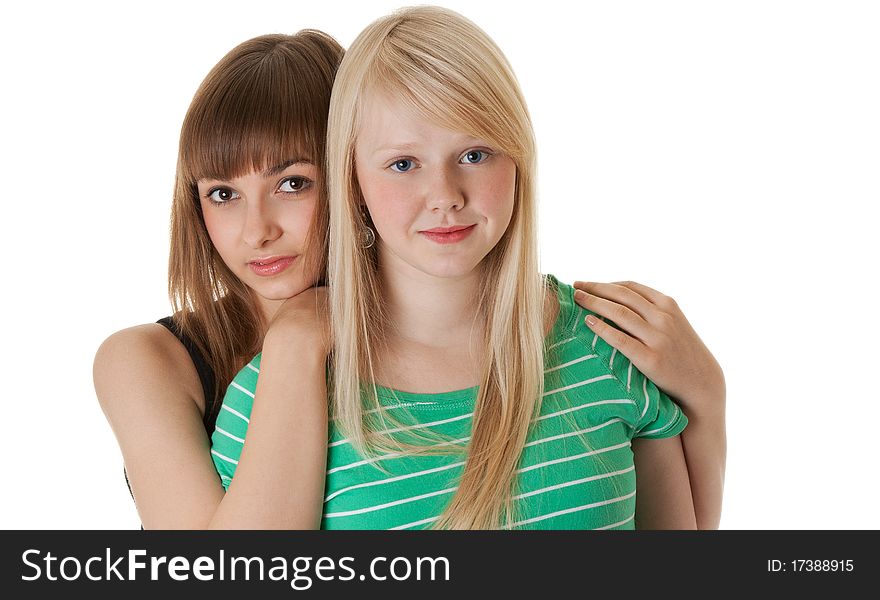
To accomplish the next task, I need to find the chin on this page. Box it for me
[418,258,485,280]
[252,278,313,301]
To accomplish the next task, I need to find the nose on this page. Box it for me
[425,165,464,213]
[242,199,282,249]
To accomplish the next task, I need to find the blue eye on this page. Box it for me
[278,177,312,193]
[207,187,240,204]
[461,150,489,164]
[390,159,415,172]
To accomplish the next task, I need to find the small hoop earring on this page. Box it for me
[360,207,375,249]
[361,225,375,249]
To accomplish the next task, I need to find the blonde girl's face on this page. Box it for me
[354,91,516,281]
[197,161,319,317]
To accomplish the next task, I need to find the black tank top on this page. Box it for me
[123,317,220,519]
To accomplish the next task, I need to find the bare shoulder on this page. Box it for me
[94,323,224,528]
[93,323,205,421]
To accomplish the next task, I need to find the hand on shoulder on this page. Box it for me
[572,280,725,418]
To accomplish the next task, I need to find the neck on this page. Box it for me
[379,257,483,350]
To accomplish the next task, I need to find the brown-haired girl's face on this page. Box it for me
[197,160,320,316]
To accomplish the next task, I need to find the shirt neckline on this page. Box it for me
[370,275,572,405]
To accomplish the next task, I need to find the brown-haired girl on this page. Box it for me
[94,31,343,528]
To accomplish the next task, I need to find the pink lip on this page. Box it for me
[419,224,476,244]
[248,255,297,277]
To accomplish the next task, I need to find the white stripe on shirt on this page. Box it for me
[389,516,440,530]
[211,449,239,466]
[230,380,255,399]
[595,513,635,530]
[513,466,635,500]
[547,336,576,350]
[535,399,634,423]
[545,354,598,374]
[543,374,616,397]
[516,441,631,474]
[329,413,473,448]
[221,404,250,423]
[524,419,624,448]
[215,426,245,444]
[325,461,465,503]
[506,490,636,528]
[324,487,458,519]
[327,437,471,475]
[640,403,681,436]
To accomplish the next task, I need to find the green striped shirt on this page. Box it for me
[211,276,687,529]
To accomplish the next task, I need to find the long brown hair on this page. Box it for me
[169,31,343,429]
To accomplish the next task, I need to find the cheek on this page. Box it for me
[481,163,517,224]
[362,180,410,234]
[285,197,318,243]
[200,204,237,256]
[292,198,317,241]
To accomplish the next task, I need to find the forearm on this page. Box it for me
[209,330,328,529]
[678,397,726,529]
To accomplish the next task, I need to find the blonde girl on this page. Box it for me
[213,6,725,529]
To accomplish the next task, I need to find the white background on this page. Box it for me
[2,0,877,529]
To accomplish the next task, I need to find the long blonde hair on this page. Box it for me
[169,31,343,429]
[327,6,545,529]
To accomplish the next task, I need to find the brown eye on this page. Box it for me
[279,177,312,193]
[208,188,239,203]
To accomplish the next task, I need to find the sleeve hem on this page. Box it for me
[635,403,689,440]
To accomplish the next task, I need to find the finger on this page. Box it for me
[573,281,659,324]
[574,288,657,344]
[613,280,681,315]
[610,280,667,305]
[584,314,650,364]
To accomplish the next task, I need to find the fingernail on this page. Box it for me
[574,289,585,301]
[586,315,597,326]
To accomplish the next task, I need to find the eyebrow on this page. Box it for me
[263,159,312,177]
[370,135,490,157]
[371,144,424,158]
